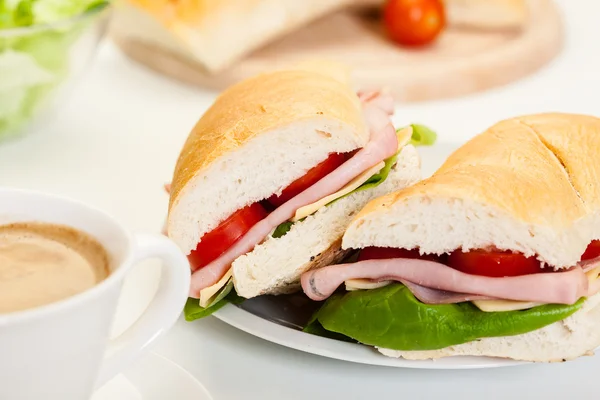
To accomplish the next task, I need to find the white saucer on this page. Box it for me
[92,352,213,400]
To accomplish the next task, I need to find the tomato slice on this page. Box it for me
[188,203,268,271]
[358,247,442,262]
[266,153,348,207]
[358,246,549,277]
[582,240,600,261]
[447,249,543,277]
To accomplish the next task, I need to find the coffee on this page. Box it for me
[0,222,110,313]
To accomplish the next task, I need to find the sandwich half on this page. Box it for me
[167,61,433,318]
[112,0,354,73]
[302,113,600,362]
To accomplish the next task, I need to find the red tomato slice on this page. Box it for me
[358,247,441,262]
[383,0,446,47]
[582,240,600,261]
[266,153,348,207]
[188,203,268,271]
[447,249,543,277]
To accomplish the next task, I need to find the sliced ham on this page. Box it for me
[300,258,589,305]
[579,256,600,273]
[400,280,496,304]
[188,95,399,298]
[358,90,395,116]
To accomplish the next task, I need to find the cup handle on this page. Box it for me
[95,233,191,388]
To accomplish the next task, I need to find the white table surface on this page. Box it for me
[1,1,600,398]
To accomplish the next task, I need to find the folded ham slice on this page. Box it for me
[400,280,495,304]
[301,258,590,305]
[188,93,399,298]
[580,256,600,273]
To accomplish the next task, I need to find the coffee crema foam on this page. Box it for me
[0,222,110,314]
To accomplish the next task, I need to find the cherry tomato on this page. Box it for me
[581,240,600,261]
[266,153,348,207]
[358,246,442,262]
[447,249,544,277]
[383,0,446,47]
[188,203,268,271]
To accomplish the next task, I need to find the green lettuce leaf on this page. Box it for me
[13,0,34,27]
[304,312,357,343]
[272,221,294,239]
[184,282,245,322]
[0,0,108,28]
[0,0,108,140]
[410,124,437,146]
[31,0,105,25]
[305,284,584,351]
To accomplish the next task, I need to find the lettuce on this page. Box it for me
[304,284,584,351]
[183,281,245,322]
[410,124,437,146]
[0,0,108,140]
[272,221,294,239]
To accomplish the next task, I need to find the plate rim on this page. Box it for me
[212,303,528,370]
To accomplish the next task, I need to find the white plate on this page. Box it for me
[213,143,528,369]
[93,352,213,400]
[213,301,525,370]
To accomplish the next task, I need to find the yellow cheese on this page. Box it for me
[472,299,543,312]
[199,268,232,308]
[345,279,392,291]
[473,266,600,312]
[586,265,600,284]
[291,161,386,222]
[396,126,413,148]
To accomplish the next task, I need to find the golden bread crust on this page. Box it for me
[169,64,366,212]
[354,114,592,228]
[516,113,600,212]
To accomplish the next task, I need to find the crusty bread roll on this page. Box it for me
[233,145,421,298]
[168,62,368,254]
[343,113,597,269]
[111,0,354,72]
[340,112,600,362]
[166,61,424,298]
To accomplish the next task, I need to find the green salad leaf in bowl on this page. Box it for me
[0,0,110,141]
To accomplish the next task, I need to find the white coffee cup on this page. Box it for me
[0,188,191,399]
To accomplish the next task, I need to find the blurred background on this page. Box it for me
[1,0,590,144]
[110,0,563,102]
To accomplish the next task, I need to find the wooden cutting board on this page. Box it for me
[114,0,562,102]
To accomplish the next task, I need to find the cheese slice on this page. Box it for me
[292,161,386,222]
[474,266,600,312]
[586,265,600,283]
[199,268,233,308]
[345,279,392,291]
[292,126,413,222]
[472,299,543,312]
[396,126,413,148]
